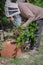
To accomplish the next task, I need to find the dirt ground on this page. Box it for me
[0,58,16,65]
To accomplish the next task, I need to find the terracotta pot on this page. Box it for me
[16,45,23,58]
[1,39,17,58]
[1,39,23,58]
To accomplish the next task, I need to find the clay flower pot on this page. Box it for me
[1,39,17,58]
[1,39,23,58]
[16,45,23,58]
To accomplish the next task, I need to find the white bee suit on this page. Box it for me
[16,0,25,3]
[5,0,22,27]
[5,0,20,17]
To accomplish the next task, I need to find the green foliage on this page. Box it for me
[5,36,14,40]
[13,22,39,48]
[29,0,43,7]
[0,0,6,17]
[1,17,10,23]
[0,0,10,25]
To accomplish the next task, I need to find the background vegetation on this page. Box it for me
[29,0,43,7]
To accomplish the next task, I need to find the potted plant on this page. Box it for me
[1,39,17,58]
[13,22,39,51]
[1,38,23,58]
